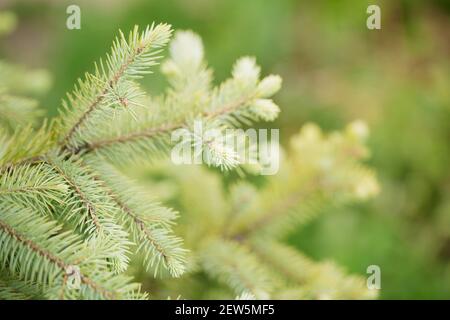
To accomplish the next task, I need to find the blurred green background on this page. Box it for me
[0,0,449,299]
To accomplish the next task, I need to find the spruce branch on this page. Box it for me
[200,239,273,299]
[69,75,274,165]
[86,157,187,277]
[143,122,379,299]
[59,23,173,151]
[0,203,139,299]
[228,122,379,239]
[0,270,43,300]
[71,93,251,155]
[64,33,281,170]
[0,162,68,213]
[40,154,131,273]
[251,240,376,299]
[0,20,380,301]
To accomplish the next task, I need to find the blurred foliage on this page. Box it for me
[129,122,379,299]
[0,0,449,298]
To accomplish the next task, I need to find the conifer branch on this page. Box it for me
[251,240,375,299]
[0,162,68,214]
[72,123,180,155]
[45,156,102,231]
[0,271,43,300]
[0,21,380,300]
[230,181,320,240]
[228,123,379,239]
[71,93,253,155]
[147,122,379,299]
[43,155,131,273]
[86,158,187,277]
[200,239,272,299]
[60,24,173,151]
[0,205,134,299]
